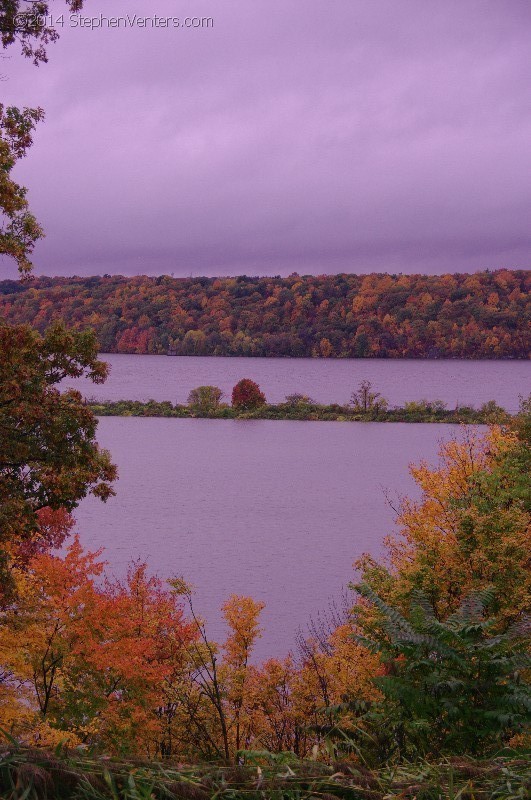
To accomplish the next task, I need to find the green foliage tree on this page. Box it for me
[0,322,117,593]
[0,104,44,275]
[352,584,530,761]
[187,385,223,415]
[231,379,266,411]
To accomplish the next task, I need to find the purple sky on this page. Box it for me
[2,0,530,278]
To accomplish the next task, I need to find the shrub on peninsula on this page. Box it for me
[187,385,224,415]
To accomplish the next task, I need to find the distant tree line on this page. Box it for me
[0,269,529,358]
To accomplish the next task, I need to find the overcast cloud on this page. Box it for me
[2,0,530,277]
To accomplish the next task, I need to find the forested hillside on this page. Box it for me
[0,269,529,358]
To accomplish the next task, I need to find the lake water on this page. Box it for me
[76,418,480,661]
[65,354,529,411]
[70,355,529,658]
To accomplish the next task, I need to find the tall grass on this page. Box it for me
[0,747,529,799]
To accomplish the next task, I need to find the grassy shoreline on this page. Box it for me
[88,399,511,424]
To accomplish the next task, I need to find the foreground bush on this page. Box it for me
[350,586,530,761]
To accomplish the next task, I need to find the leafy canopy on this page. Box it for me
[0,104,44,275]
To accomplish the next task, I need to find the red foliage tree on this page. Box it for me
[14,507,75,568]
[231,379,266,410]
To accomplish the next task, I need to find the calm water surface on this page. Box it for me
[76,418,477,660]
[66,354,529,411]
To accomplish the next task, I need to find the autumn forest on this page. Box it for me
[1,269,529,358]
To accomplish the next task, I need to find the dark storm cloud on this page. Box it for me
[2,0,530,277]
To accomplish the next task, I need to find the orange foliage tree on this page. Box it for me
[0,538,196,754]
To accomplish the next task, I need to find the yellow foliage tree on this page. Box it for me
[355,422,530,623]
